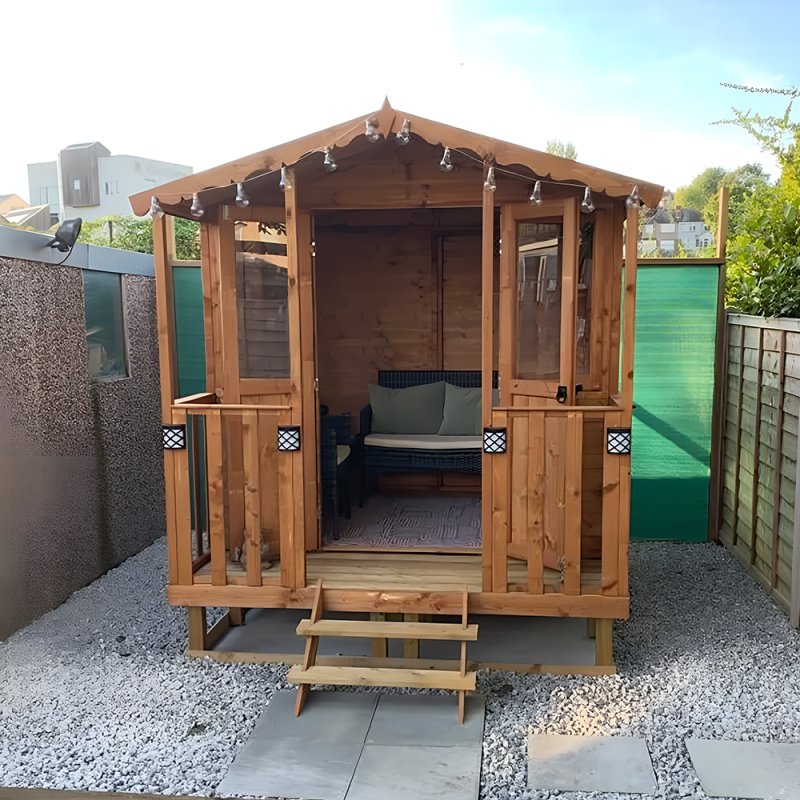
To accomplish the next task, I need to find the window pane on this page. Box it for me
[236,224,290,378]
[515,221,562,380]
[577,220,594,379]
[82,270,127,380]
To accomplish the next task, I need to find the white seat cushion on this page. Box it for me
[364,433,482,451]
[336,444,351,465]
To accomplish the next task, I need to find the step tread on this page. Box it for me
[296,619,478,641]
[287,665,476,691]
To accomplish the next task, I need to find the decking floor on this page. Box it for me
[195,551,602,592]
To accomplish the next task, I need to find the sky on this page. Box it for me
[3,0,798,201]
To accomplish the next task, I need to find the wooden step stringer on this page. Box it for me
[294,579,324,717]
[290,583,475,723]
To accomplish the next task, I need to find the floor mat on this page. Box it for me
[330,495,481,548]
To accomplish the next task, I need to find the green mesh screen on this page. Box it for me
[172,266,206,396]
[631,265,719,541]
[172,265,207,533]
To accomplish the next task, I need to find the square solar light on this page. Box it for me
[607,427,632,455]
[277,425,301,452]
[483,426,507,454]
[162,424,186,450]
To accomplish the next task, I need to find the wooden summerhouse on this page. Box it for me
[132,100,662,687]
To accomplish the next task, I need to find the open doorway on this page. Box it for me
[313,208,495,552]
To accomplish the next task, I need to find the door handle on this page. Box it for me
[556,385,567,404]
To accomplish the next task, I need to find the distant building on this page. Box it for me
[28,143,192,223]
[640,211,714,255]
[0,194,29,215]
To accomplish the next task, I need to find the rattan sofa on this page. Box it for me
[358,370,497,478]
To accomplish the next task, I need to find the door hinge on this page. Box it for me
[313,377,319,392]
[310,240,316,257]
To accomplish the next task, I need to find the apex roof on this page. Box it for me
[130,99,662,216]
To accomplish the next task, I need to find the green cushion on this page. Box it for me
[368,381,445,434]
[439,383,482,436]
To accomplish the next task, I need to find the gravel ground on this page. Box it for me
[1,538,799,799]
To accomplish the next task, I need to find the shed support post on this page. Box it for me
[594,619,613,666]
[187,607,207,650]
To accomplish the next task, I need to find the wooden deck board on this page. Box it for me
[193,551,601,592]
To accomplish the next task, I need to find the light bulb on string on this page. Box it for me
[190,193,204,218]
[484,164,497,192]
[235,183,250,208]
[529,180,542,206]
[149,196,164,218]
[323,148,338,173]
[365,119,380,142]
[279,166,292,192]
[581,186,595,213]
[439,147,454,172]
[396,118,411,146]
[626,184,640,209]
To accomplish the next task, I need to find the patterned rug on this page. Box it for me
[329,495,481,548]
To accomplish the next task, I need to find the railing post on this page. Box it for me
[206,409,227,586]
[171,408,193,585]
[242,410,263,586]
[563,412,583,595]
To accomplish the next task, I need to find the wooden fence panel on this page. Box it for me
[717,314,800,622]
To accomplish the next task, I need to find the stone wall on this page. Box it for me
[0,257,164,639]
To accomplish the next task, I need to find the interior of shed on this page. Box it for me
[313,207,495,550]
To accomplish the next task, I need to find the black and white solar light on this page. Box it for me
[606,427,632,455]
[162,424,187,450]
[483,427,507,454]
[277,425,302,452]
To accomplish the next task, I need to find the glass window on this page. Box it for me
[236,222,290,378]
[577,220,594,379]
[516,221,562,380]
[82,270,128,380]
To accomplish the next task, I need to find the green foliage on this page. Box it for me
[78,214,201,260]
[545,139,578,160]
[726,178,800,316]
[674,167,727,212]
[702,163,770,234]
[718,83,800,317]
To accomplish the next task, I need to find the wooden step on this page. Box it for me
[296,619,478,641]
[287,665,476,691]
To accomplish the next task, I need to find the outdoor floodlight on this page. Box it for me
[47,218,82,253]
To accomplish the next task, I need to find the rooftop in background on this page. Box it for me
[29,143,192,224]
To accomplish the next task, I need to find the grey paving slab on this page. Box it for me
[367,693,485,746]
[687,737,800,799]
[347,744,481,800]
[248,689,378,742]
[217,691,377,800]
[528,733,657,794]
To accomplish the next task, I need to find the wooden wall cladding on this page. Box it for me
[314,212,494,419]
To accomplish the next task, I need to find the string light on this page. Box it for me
[439,147,454,172]
[581,186,595,213]
[365,119,381,142]
[149,196,164,218]
[235,182,250,208]
[279,166,292,192]
[190,193,204,218]
[528,180,542,206]
[626,184,640,209]
[323,148,338,173]
[484,164,497,192]
[396,118,411,146]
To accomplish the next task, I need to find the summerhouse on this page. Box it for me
[131,100,662,705]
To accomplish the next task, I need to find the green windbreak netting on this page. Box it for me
[631,265,719,541]
[172,266,206,396]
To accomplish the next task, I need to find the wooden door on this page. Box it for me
[498,198,580,407]
[217,199,317,588]
[490,198,582,588]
